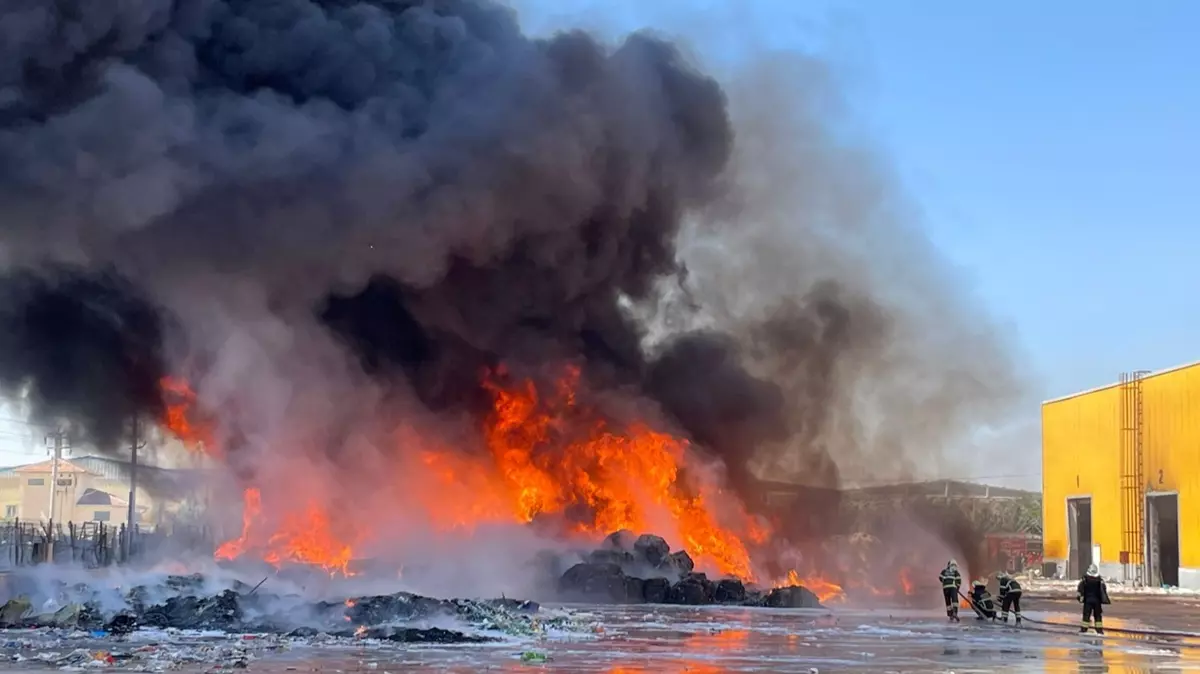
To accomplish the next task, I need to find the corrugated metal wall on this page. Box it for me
[1042,384,1121,564]
[1042,362,1200,571]
[1142,365,1200,570]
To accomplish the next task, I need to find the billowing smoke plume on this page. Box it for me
[0,0,1024,563]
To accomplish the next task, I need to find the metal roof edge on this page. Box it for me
[848,478,1037,494]
[1041,359,1200,406]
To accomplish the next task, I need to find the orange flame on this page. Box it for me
[214,488,260,561]
[163,367,934,596]
[261,501,356,575]
[479,365,756,579]
[200,365,759,579]
[159,377,217,456]
[215,488,357,576]
[775,569,846,604]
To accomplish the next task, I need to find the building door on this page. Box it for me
[1068,497,1093,580]
[1146,494,1180,587]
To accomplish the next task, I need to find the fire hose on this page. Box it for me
[956,590,1200,641]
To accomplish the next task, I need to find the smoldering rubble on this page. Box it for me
[0,570,554,642]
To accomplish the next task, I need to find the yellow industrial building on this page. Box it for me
[1043,361,1200,589]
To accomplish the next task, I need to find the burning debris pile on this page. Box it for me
[0,573,563,644]
[555,531,823,608]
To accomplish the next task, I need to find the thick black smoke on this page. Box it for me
[0,0,795,493]
[0,267,171,447]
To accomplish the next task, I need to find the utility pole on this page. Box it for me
[126,414,145,561]
[44,429,68,563]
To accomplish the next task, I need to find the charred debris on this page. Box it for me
[0,573,538,644]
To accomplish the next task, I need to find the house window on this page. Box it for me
[55,477,73,487]
[26,478,44,486]
[93,511,111,522]
[3,505,15,518]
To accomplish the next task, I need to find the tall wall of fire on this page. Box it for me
[1042,360,1200,589]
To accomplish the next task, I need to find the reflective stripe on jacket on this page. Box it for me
[999,578,1022,597]
[972,589,995,611]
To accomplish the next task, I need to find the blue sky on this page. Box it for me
[1,1,1195,485]
[512,0,1198,487]
[824,1,1199,399]
[517,0,1200,400]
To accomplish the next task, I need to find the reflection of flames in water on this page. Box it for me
[160,369,920,595]
[609,662,720,666]
[686,628,751,651]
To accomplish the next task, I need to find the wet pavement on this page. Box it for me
[1031,594,1200,634]
[4,597,1200,672]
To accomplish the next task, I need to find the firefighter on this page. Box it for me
[970,579,996,620]
[1077,563,1111,634]
[997,571,1022,625]
[938,559,962,621]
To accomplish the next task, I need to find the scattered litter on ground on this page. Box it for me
[519,650,549,663]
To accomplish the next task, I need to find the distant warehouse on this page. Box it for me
[1042,362,1200,589]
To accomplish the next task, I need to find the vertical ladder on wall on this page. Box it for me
[1119,370,1148,586]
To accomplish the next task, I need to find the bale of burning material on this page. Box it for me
[558,562,642,603]
[624,575,646,603]
[713,579,747,604]
[668,550,695,575]
[634,534,671,568]
[642,577,670,603]
[763,585,823,609]
[666,573,715,605]
[603,529,638,551]
[588,548,637,566]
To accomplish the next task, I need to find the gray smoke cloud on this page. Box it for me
[0,0,1028,571]
[539,4,1031,552]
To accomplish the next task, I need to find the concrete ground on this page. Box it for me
[7,597,1200,672]
[1027,593,1200,633]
